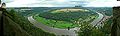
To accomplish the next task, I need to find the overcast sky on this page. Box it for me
[1,0,120,7]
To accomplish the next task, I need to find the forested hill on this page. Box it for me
[3,13,30,36]
[3,9,55,36]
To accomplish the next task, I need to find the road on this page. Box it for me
[89,9,110,27]
[28,11,105,36]
[94,12,111,27]
[90,12,104,26]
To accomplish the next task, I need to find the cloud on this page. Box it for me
[5,0,80,7]
[84,1,120,7]
[1,0,14,3]
[2,0,119,7]
[6,0,40,7]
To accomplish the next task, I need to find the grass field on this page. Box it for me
[34,15,78,29]
[51,8,90,13]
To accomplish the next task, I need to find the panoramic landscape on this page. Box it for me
[4,7,112,36]
[1,0,117,36]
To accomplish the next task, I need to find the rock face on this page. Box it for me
[1,2,6,8]
[112,6,120,36]
[0,1,1,34]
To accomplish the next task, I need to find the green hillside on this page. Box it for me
[3,9,55,36]
[3,15,30,36]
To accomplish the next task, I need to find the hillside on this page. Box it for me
[38,8,97,23]
[3,14,30,36]
[34,8,98,29]
[51,8,90,13]
[3,9,55,36]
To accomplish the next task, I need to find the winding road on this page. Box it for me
[90,12,104,26]
[28,11,104,36]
